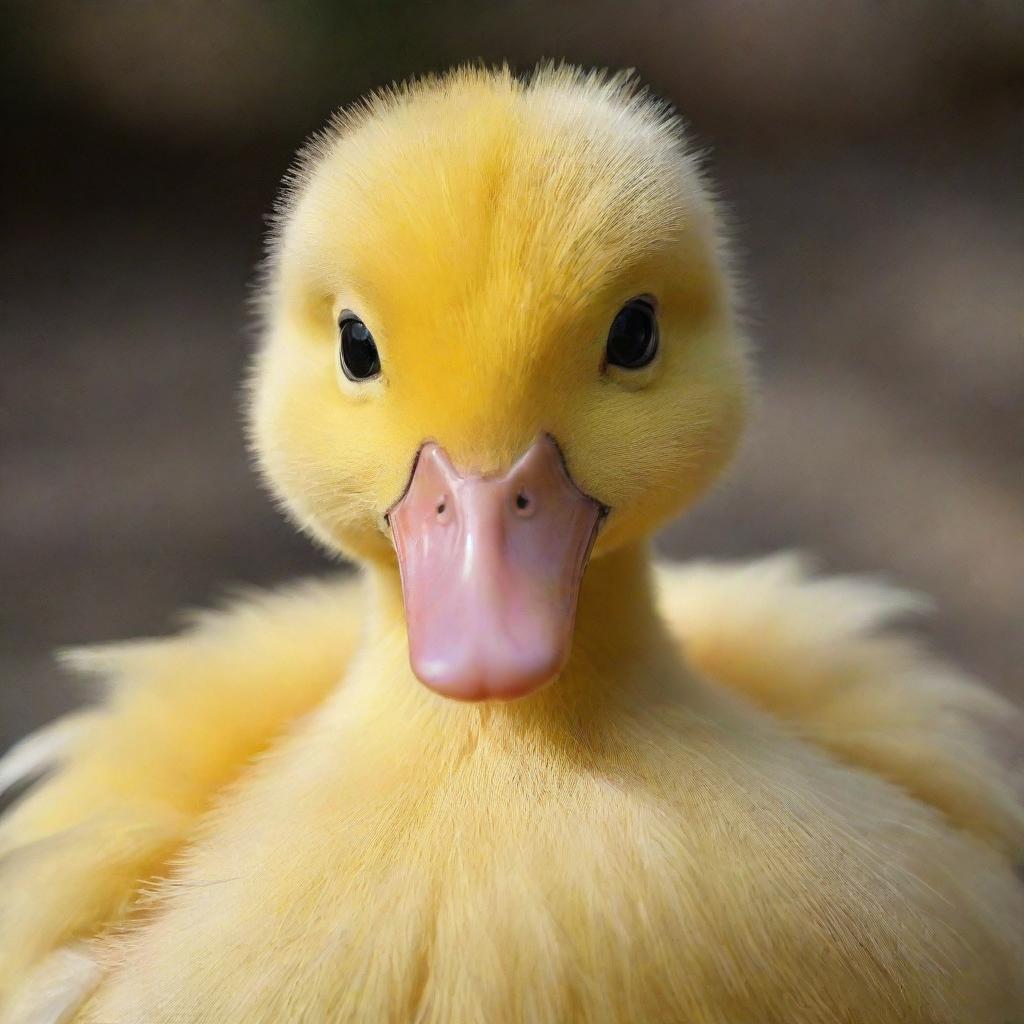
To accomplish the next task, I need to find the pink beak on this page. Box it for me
[387,435,605,701]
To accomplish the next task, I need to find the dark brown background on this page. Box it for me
[2,1,1022,749]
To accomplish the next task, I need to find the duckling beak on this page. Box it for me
[387,435,604,701]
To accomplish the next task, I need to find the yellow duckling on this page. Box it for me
[1,64,1022,1024]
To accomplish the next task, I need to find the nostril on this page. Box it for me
[514,491,534,517]
[436,500,446,516]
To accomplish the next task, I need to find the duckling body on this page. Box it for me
[2,65,1022,1023]
[3,556,1022,1023]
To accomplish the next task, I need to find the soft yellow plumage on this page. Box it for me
[1,64,1022,1023]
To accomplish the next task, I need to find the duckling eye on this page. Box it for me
[605,297,658,370]
[338,312,381,382]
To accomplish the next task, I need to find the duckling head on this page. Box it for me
[251,65,750,701]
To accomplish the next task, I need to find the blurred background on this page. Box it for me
[1,1,1022,748]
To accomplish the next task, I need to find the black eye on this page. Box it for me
[338,313,381,381]
[605,297,658,370]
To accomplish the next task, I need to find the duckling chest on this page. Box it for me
[82,700,1012,1024]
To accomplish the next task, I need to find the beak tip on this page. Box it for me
[410,646,566,702]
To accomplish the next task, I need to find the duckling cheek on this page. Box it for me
[387,436,603,701]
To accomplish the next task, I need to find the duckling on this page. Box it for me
[2,64,1022,1023]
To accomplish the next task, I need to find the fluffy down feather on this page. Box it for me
[2,558,1022,1021]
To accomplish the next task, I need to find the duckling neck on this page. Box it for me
[363,541,679,712]
[570,540,669,672]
